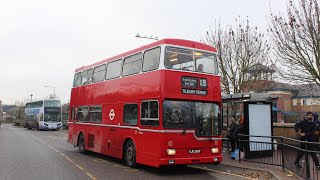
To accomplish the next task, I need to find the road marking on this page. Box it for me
[27,132,98,180]
[28,133,46,143]
[189,165,253,179]
[124,169,139,172]
[113,164,128,169]
[75,164,85,171]
[85,172,97,180]
[93,158,108,163]
[112,164,139,172]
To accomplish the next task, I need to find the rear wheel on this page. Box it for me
[78,134,87,154]
[124,140,136,168]
[26,123,32,130]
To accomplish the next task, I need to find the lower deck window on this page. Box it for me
[141,101,159,126]
[123,104,138,125]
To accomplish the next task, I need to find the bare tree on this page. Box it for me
[7,101,26,120]
[268,0,320,85]
[203,17,271,95]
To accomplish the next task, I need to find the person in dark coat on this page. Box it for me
[237,115,247,153]
[294,112,320,169]
[313,113,320,151]
[227,117,238,152]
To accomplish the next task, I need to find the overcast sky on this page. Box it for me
[0,0,288,104]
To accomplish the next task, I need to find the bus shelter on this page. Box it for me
[222,93,277,158]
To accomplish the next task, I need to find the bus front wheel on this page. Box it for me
[78,134,87,154]
[124,140,136,168]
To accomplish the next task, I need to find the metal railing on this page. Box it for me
[227,134,320,180]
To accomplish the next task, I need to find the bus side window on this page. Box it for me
[79,107,88,122]
[89,106,102,123]
[142,47,160,72]
[123,104,138,125]
[122,53,142,76]
[141,100,159,126]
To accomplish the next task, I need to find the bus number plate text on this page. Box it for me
[189,149,201,154]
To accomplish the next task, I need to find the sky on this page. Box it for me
[0,0,288,105]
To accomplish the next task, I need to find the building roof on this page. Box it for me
[222,93,277,103]
[292,83,320,97]
[260,82,320,97]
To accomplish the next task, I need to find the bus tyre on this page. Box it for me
[78,134,87,154]
[124,140,136,168]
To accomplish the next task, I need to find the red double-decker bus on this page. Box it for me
[68,39,222,168]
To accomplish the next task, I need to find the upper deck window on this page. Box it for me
[81,68,93,85]
[73,72,82,87]
[122,53,142,76]
[165,47,193,71]
[44,100,61,107]
[165,47,218,75]
[106,59,122,80]
[92,64,106,83]
[143,47,160,72]
[195,51,218,74]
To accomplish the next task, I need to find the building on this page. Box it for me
[243,64,320,123]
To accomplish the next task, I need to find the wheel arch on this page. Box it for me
[77,131,85,146]
[122,137,136,160]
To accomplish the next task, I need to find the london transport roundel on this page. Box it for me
[109,109,115,120]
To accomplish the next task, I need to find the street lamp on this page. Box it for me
[44,85,56,99]
[135,34,158,41]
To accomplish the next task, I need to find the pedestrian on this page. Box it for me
[294,111,320,169]
[227,117,238,152]
[313,112,320,151]
[237,115,247,153]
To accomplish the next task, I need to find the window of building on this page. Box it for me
[77,106,89,122]
[81,69,93,85]
[293,99,297,106]
[106,59,122,79]
[89,106,102,123]
[122,53,142,76]
[301,99,307,105]
[143,47,160,72]
[92,64,106,83]
[141,101,159,126]
[73,72,82,87]
[123,104,138,125]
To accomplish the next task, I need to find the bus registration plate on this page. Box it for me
[189,149,201,154]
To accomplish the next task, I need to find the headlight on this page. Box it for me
[167,149,176,156]
[211,147,219,154]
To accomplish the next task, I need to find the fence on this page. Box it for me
[233,134,320,180]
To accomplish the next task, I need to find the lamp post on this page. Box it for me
[135,34,158,41]
[44,86,56,99]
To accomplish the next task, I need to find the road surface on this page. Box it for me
[0,124,248,180]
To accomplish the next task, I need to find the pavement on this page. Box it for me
[197,150,305,180]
